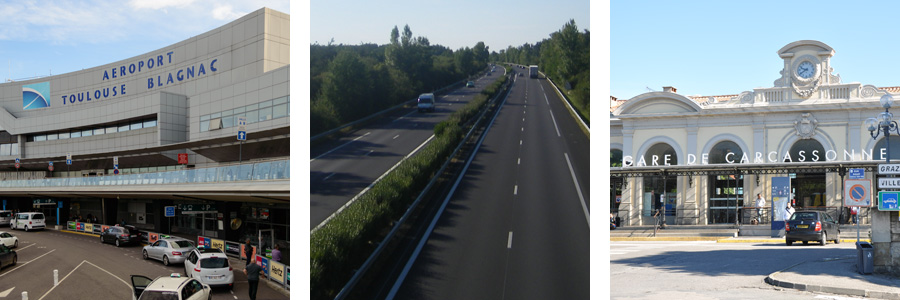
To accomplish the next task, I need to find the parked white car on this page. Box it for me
[0,231,17,248]
[183,248,234,289]
[11,212,45,232]
[131,273,211,300]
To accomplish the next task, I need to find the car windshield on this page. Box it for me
[138,291,179,300]
[200,257,228,268]
[790,212,817,221]
[173,241,193,248]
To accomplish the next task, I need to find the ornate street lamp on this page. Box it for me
[867,94,900,163]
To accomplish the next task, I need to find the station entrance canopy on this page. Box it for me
[611,161,882,177]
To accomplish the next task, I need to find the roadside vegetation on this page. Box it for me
[311,25,492,136]
[492,19,590,125]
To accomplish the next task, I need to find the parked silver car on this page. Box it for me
[143,238,196,266]
[183,248,234,289]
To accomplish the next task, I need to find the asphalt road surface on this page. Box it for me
[0,228,288,300]
[310,71,504,230]
[392,71,590,299]
[611,241,863,299]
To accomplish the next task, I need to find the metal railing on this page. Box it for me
[0,159,289,188]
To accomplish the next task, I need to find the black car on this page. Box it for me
[785,211,840,246]
[100,226,139,247]
[0,244,15,269]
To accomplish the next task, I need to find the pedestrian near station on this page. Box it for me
[755,193,766,223]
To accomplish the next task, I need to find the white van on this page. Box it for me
[12,212,45,232]
[417,93,435,113]
[0,211,11,227]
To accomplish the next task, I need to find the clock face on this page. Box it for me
[797,61,815,79]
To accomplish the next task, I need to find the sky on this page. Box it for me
[311,0,590,52]
[611,1,900,100]
[0,0,290,81]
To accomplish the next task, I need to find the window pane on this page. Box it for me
[82,130,92,137]
[71,131,81,138]
[233,106,245,113]
[273,104,287,119]
[200,120,209,132]
[0,144,10,156]
[144,120,157,128]
[47,133,58,140]
[258,107,272,122]
[210,112,221,119]
[259,100,273,108]
[246,110,258,124]
[11,144,18,156]
[273,96,287,105]
[222,116,234,128]
[222,110,233,117]
[94,128,105,135]
[59,132,70,139]
[35,135,46,141]
[131,122,143,130]
[106,126,118,134]
[119,124,130,132]
[245,103,258,110]
[200,114,210,121]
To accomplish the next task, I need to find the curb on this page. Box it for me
[764,259,900,299]
[610,237,872,243]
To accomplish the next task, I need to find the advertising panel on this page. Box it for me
[197,236,210,248]
[76,222,84,232]
[210,239,225,252]
[85,223,93,233]
[67,221,76,230]
[225,241,241,257]
[255,255,269,276]
[149,232,159,244]
[269,261,285,284]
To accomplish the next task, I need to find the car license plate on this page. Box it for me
[208,275,223,280]
[797,225,808,229]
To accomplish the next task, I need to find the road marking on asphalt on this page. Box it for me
[323,172,336,181]
[565,153,590,227]
[364,150,374,156]
[0,287,13,297]
[311,132,372,162]
[548,109,561,137]
[0,249,55,279]
[393,135,400,139]
[518,158,521,165]
[514,185,518,195]
[544,94,549,105]
[508,232,514,249]
[394,110,418,122]
[520,140,523,146]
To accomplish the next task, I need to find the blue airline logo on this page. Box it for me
[23,82,50,110]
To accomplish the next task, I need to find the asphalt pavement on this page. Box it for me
[612,235,900,299]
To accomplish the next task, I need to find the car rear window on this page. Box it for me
[0,212,9,218]
[200,257,228,268]
[791,212,817,220]
[32,214,44,220]
[139,291,179,300]
[173,241,193,248]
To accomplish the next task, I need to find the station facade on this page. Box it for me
[0,8,290,255]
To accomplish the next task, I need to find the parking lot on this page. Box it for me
[0,227,289,300]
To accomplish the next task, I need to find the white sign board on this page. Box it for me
[879,164,900,174]
[879,177,900,189]
[844,179,872,207]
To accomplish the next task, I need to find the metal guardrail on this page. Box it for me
[543,73,590,133]
[334,72,513,299]
[0,159,289,188]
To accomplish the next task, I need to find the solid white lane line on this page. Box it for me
[0,249,55,279]
[311,132,371,162]
[322,172,336,181]
[313,135,437,232]
[548,109,561,137]
[565,153,590,226]
[508,232,514,249]
[544,94,549,105]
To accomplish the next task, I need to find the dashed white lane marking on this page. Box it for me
[311,132,372,162]
[519,140,523,146]
[323,172,336,181]
[514,185,518,195]
[508,232,514,249]
[393,135,400,139]
[364,150,374,156]
[549,109,561,137]
[517,158,521,165]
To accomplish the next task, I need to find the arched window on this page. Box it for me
[643,143,677,166]
[788,139,825,162]
[611,149,623,167]
[709,141,743,164]
[873,137,900,161]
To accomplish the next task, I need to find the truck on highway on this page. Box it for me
[529,65,539,78]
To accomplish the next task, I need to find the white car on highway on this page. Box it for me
[0,231,17,248]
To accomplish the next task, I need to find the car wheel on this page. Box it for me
[24,226,28,232]
[835,231,841,244]
[13,240,17,248]
[142,250,149,260]
[786,240,793,246]
[820,232,827,246]
[115,239,120,247]
[163,255,170,266]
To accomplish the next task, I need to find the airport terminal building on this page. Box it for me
[610,40,900,228]
[0,8,289,250]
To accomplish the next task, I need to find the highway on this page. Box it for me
[390,69,590,299]
[310,71,502,230]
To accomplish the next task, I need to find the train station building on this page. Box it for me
[0,8,290,255]
[611,40,900,274]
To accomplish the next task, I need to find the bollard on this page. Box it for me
[21,291,27,300]
[54,269,58,286]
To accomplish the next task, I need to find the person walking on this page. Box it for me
[784,202,795,221]
[755,193,766,223]
[244,238,254,266]
[243,260,266,300]
[851,206,859,224]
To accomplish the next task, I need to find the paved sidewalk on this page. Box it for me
[766,256,900,299]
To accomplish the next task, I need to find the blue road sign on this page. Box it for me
[165,206,176,217]
[849,168,865,179]
[879,191,900,211]
[113,169,119,175]
[66,159,72,165]
[114,164,118,170]
[48,161,53,166]
[237,131,246,141]
[15,158,19,164]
